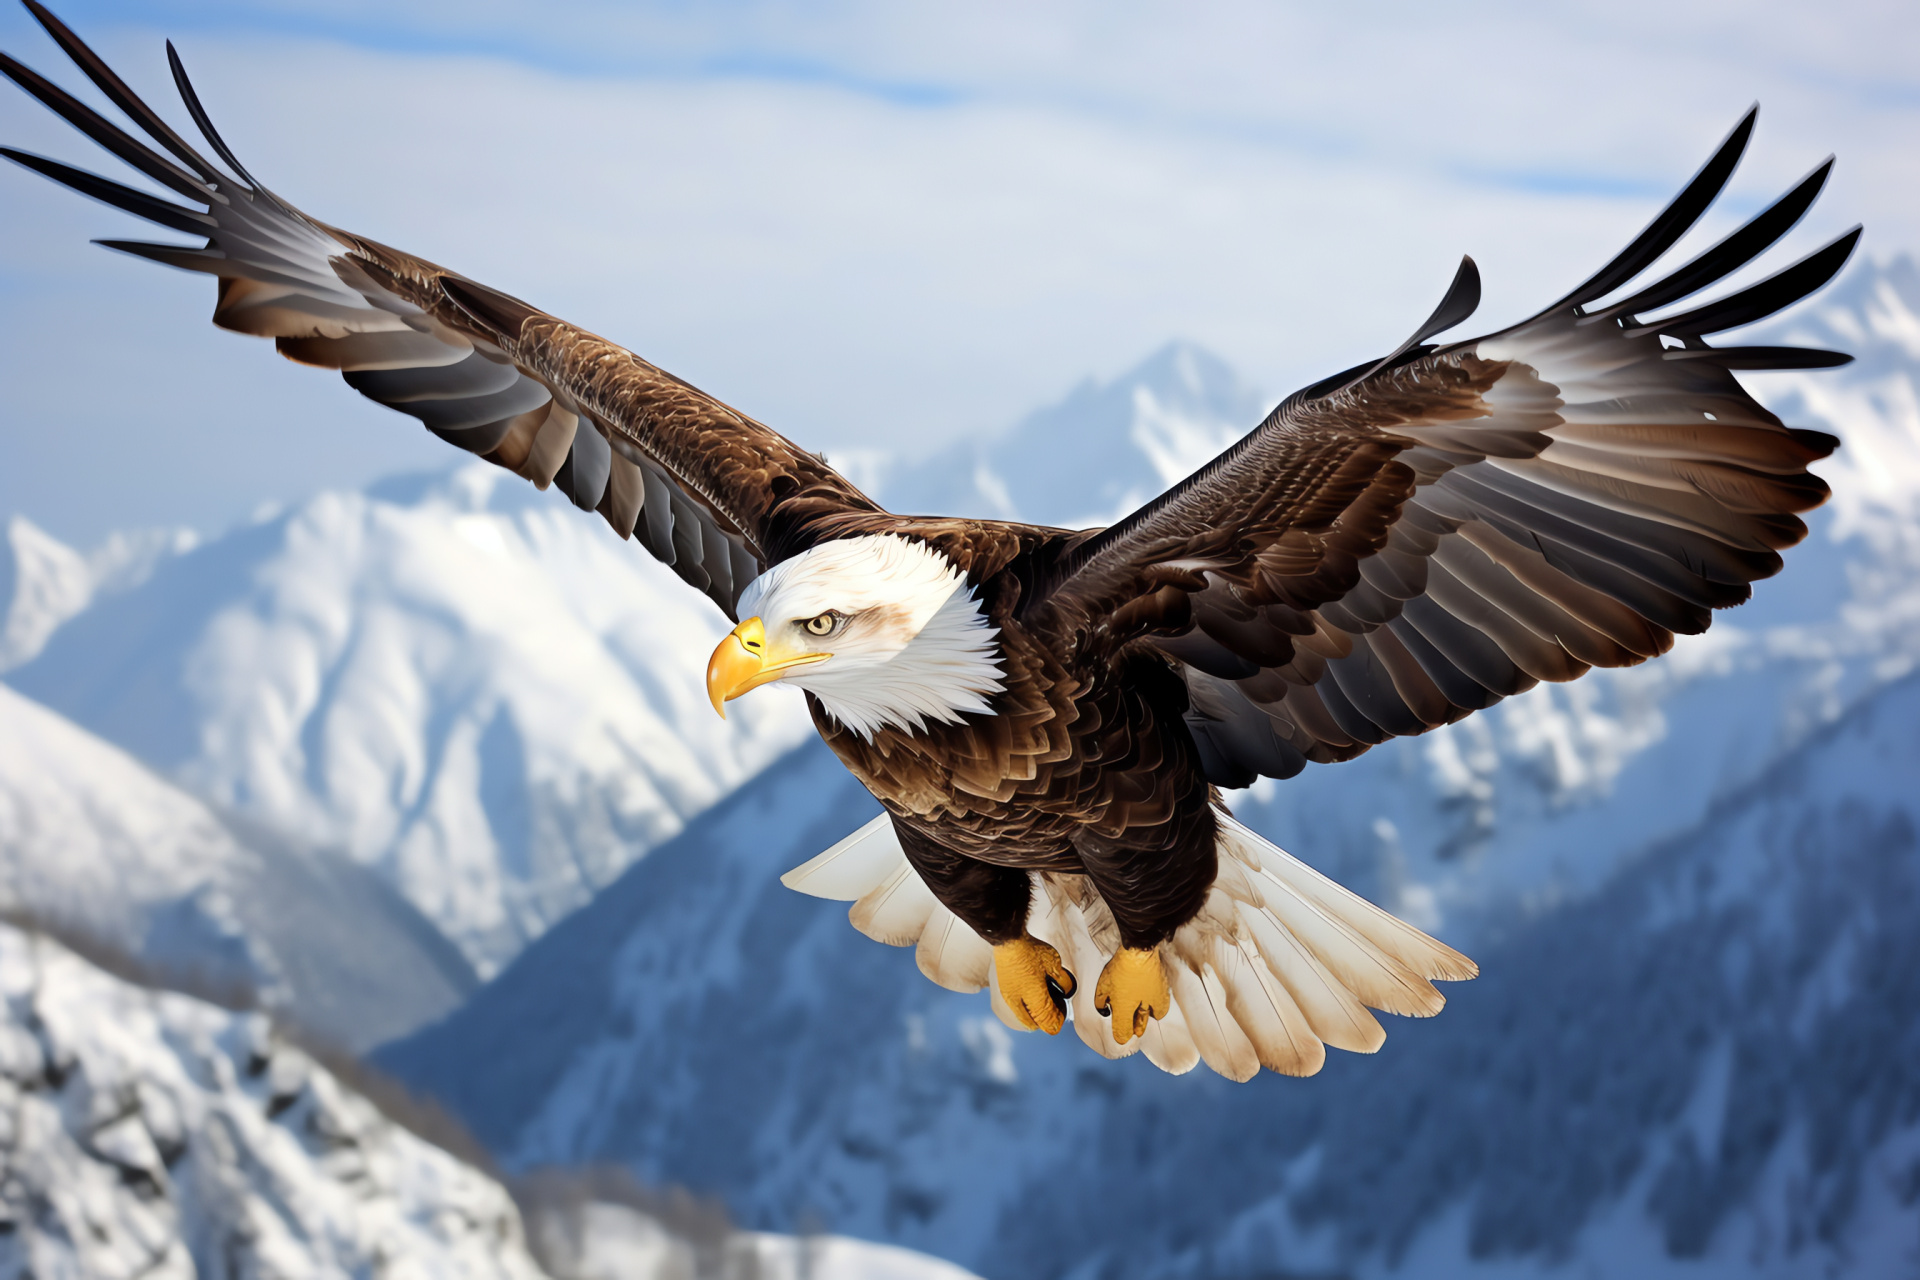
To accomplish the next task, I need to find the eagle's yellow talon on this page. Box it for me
[1094,947,1170,1044]
[993,937,1074,1035]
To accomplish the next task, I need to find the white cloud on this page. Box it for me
[1,0,1913,543]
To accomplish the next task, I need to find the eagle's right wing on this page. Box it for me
[1,2,880,621]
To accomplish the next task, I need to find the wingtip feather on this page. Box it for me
[22,1,226,186]
[164,39,264,196]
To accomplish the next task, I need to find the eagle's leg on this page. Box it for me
[891,819,1078,1034]
[1074,795,1218,1042]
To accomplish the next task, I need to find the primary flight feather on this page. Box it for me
[2,3,1858,1080]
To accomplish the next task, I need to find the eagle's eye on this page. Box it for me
[803,612,839,638]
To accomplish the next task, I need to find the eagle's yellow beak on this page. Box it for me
[706,616,830,718]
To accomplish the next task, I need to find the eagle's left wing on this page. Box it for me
[1033,110,1856,787]
[1,4,879,621]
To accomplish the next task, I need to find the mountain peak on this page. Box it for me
[0,516,89,671]
[0,516,199,672]
[879,340,1267,525]
[1120,339,1255,411]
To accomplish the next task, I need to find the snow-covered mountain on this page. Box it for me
[0,920,544,1279]
[0,920,984,1280]
[0,681,475,1051]
[521,1174,986,1280]
[378,256,1920,1279]
[8,230,1916,1275]
[5,469,815,976]
[377,644,1920,1280]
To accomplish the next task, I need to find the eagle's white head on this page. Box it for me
[707,534,1005,739]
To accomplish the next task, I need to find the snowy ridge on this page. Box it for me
[0,681,476,1051]
[527,1192,985,1280]
[8,468,815,975]
[0,516,195,671]
[0,921,543,1280]
[1095,670,1920,1280]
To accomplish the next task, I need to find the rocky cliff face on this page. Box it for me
[0,921,543,1280]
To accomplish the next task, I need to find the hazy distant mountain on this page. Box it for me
[0,515,196,671]
[0,681,475,1050]
[379,257,1920,1278]
[880,340,1268,526]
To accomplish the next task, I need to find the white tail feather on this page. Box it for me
[1209,854,1262,905]
[1169,954,1262,1082]
[1217,933,1326,1078]
[1219,813,1478,983]
[848,860,937,946]
[915,906,993,993]
[1139,1000,1201,1075]
[781,812,904,900]
[1246,862,1444,1018]
[781,806,1476,1080]
[1238,902,1385,1054]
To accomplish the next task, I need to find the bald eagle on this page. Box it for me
[3,4,1857,1081]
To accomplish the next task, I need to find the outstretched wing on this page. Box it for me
[0,3,878,619]
[1036,109,1855,787]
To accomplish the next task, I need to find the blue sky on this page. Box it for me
[2,0,1914,544]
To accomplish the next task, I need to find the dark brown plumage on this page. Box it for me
[2,6,1858,1077]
